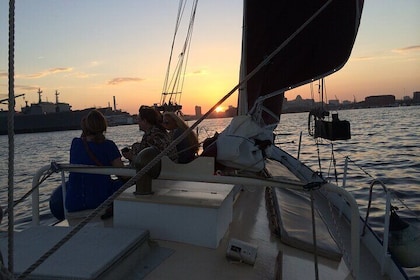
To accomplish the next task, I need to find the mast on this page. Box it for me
[237,0,248,116]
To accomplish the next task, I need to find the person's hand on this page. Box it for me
[122,148,133,161]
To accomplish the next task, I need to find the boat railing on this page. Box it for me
[366,179,393,276]
[30,157,363,279]
[30,163,136,226]
[342,156,395,276]
[31,165,53,226]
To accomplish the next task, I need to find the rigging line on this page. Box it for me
[162,0,188,96]
[331,145,338,185]
[178,0,198,106]
[167,56,184,99]
[320,79,324,108]
[249,0,334,113]
[7,0,16,275]
[167,0,198,103]
[315,139,323,174]
[326,142,339,185]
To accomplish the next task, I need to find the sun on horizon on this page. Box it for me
[215,106,224,113]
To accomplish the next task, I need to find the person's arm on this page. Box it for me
[111,157,124,168]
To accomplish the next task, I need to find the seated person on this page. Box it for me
[65,109,125,213]
[162,112,199,163]
[122,106,176,164]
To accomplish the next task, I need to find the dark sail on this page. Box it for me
[239,0,364,125]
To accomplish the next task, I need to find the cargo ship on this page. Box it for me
[0,89,133,135]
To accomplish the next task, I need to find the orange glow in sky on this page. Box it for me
[0,0,419,115]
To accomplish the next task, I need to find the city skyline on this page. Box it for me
[1,0,419,115]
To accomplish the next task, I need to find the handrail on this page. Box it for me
[363,179,392,275]
[30,164,136,226]
[322,182,361,279]
[342,158,395,277]
[31,165,52,226]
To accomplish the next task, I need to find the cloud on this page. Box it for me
[392,45,420,54]
[350,56,376,62]
[22,67,73,79]
[107,77,143,85]
[70,72,91,79]
[88,61,102,67]
[183,69,207,77]
[191,69,206,75]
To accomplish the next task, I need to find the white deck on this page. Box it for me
[114,180,236,248]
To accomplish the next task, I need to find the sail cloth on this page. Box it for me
[216,115,273,172]
[238,0,364,126]
[216,0,364,171]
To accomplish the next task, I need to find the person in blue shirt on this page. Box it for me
[65,109,125,213]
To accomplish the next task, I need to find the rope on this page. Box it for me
[315,139,323,174]
[174,0,198,104]
[161,0,198,107]
[7,0,16,275]
[161,0,186,97]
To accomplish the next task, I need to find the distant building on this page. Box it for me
[195,106,202,117]
[329,99,339,106]
[413,92,420,102]
[283,95,315,112]
[224,105,237,117]
[364,95,395,107]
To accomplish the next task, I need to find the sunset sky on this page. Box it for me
[1,0,419,115]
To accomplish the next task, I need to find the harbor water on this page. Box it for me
[0,106,419,277]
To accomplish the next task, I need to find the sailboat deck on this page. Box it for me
[141,183,351,280]
[3,157,396,279]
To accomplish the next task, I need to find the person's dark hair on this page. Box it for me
[138,106,165,130]
[81,109,107,143]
